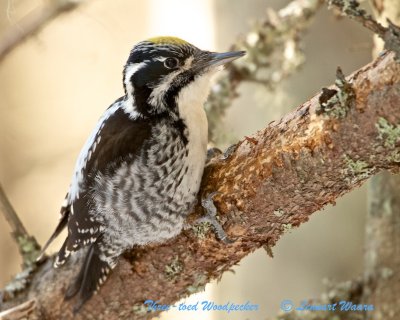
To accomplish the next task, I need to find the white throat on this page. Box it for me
[173,71,217,199]
[176,71,216,150]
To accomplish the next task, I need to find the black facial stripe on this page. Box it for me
[132,61,164,87]
[130,62,196,115]
[130,62,176,115]
[131,81,152,116]
[164,70,196,111]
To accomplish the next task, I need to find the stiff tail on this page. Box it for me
[37,201,70,262]
[64,240,116,313]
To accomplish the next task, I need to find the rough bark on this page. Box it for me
[1,51,399,320]
[362,1,400,319]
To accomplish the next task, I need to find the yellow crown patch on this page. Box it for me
[146,36,189,46]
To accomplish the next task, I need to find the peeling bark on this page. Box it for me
[1,51,399,320]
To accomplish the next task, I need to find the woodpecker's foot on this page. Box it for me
[194,192,235,244]
[206,147,222,165]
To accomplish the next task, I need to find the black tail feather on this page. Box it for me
[66,242,115,313]
[64,249,88,300]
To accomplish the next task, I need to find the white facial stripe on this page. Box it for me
[148,69,181,110]
[154,56,167,62]
[123,62,147,116]
[124,62,147,91]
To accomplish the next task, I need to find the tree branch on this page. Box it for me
[1,49,399,319]
[0,0,82,63]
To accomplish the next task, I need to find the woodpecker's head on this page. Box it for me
[123,36,245,118]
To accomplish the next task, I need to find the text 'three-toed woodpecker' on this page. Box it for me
[39,36,245,311]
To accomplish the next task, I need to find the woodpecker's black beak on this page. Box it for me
[207,51,246,68]
[196,50,245,72]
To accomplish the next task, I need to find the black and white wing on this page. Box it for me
[39,100,150,266]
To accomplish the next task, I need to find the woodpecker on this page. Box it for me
[39,36,245,311]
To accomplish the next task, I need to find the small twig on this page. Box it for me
[0,183,40,268]
[0,299,36,320]
[0,0,82,63]
[0,183,28,241]
[328,0,400,60]
[328,0,386,34]
[206,0,324,144]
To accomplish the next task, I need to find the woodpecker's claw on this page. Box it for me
[206,147,222,165]
[195,192,235,244]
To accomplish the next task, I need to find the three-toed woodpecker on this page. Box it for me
[39,36,245,311]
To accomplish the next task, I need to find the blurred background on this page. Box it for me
[0,0,373,319]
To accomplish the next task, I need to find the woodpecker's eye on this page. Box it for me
[164,57,179,69]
